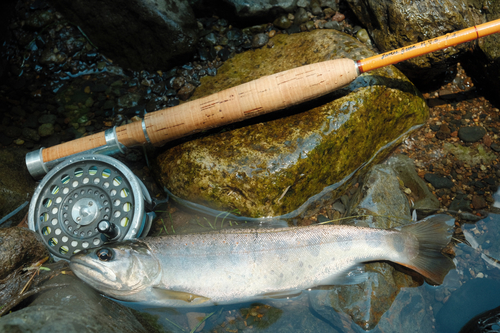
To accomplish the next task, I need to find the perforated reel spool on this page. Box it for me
[28,154,153,261]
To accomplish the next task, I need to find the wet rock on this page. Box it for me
[347,164,410,228]
[38,123,54,137]
[22,127,40,142]
[4,126,22,138]
[273,15,292,29]
[155,29,428,217]
[449,193,471,212]
[117,93,142,108]
[294,8,310,25]
[386,154,440,212]
[424,173,454,189]
[458,126,487,143]
[0,227,49,280]
[0,274,148,333]
[462,1,500,106]
[472,195,487,210]
[356,29,370,44]
[436,124,451,140]
[311,0,323,16]
[38,114,58,124]
[194,0,298,20]
[252,33,269,48]
[50,0,199,71]
[345,0,475,83]
[177,83,196,101]
[0,148,36,225]
[25,10,55,29]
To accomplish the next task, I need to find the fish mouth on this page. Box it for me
[70,256,118,288]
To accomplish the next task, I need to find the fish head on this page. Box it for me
[70,240,161,298]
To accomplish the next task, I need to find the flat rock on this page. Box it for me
[155,29,428,218]
[458,126,487,143]
[424,173,454,189]
[0,274,148,333]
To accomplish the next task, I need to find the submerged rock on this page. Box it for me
[385,154,440,214]
[0,274,148,333]
[155,29,428,218]
[50,0,199,71]
[0,148,36,226]
[345,0,476,83]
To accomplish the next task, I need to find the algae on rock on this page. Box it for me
[155,29,428,218]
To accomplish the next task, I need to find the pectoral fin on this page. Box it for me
[152,287,211,304]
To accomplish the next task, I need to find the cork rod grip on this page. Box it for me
[40,58,358,162]
[143,58,358,145]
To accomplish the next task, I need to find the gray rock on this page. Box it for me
[193,0,299,20]
[273,15,293,29]
[0,148,36,226]
[22,127,41,142]
[386,154,439,212]
[449,193,472,212]
[154,29,428,218]
[38,123,54,137]
[345,0,475,83]
[0,227,49,280]
[38,114,58,125]
[0,275,148,333]
[4,126,22,138]
[117,93,142,108]
[424,173,454,189]
[252,33,269,48]
[294,7,310,25]
[50,0,199,71]
[347,164,411,228]
[458,126,487,143]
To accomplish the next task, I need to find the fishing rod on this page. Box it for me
[25,18,500,261]
[25,18,500,179]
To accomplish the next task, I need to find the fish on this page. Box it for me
[69,214,455,307]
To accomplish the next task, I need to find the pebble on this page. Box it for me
[273,15,292,29]
[458,126,486,143]
[424,173,454,189]
[294,8,310,25]
[177,83,196,101]
[252,33,269,48]
[38,123,54,137]
[38,114,57,124]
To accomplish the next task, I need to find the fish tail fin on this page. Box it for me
[397,214,455,284]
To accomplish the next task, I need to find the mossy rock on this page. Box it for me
[155,29,428,218]
[345,0,475,83]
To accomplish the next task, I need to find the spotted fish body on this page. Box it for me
[70,214,454,307]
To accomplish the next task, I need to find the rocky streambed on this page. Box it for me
[1,0,500,332]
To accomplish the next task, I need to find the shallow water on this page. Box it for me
[113,212,500,333]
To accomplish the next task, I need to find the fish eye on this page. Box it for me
[96,248,113,261]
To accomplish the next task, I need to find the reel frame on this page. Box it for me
[28,154,153,261]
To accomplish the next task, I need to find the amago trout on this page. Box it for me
[70,214,455,307]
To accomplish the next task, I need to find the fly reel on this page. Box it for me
[28,154,154,261]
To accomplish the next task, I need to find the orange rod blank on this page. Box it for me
[357,18,500,73]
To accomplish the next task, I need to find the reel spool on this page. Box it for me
[28,154,154,261]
